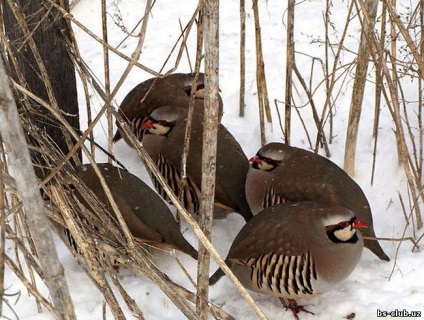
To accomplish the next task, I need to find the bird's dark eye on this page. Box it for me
[184,84,204,96]
[262,156,273,163]
[338,221,350,228]
[158,120,168,125]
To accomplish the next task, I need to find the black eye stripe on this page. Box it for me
[258,155,282,166]
[257,154,273,163]
[338,221,350,227]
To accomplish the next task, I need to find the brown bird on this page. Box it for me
[141,105,253,221]
[245,142,389,261]
[210,201,366,319]
[113,73,223,144]
[73,163,198,259]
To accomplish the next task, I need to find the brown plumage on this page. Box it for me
[73,163,198,259]
[210,201,366,319]
[245,142,389,261]
[113,73,223,144]
[141,105,253,221]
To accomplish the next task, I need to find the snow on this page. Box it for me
[3,0,423,319]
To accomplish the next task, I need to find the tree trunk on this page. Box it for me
[3,0,80,178]
[344,0,379,176]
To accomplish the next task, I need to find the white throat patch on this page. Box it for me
[333,225,356,242]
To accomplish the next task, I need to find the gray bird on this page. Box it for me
[141,105,253,221]
[113,73,223,144]
[73,163,198,259]
[210,201,366,319]
[245,142,389,261]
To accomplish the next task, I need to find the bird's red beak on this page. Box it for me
[141,119,154,130]
[353,219,368,229]
[249,156,261,163]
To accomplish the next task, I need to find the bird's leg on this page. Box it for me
[279,298,314,320]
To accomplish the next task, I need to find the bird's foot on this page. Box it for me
[279,298,314,320]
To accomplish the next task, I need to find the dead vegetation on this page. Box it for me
[0,0,423,319]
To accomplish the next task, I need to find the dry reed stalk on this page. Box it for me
[196,1,220,318]
[252,0,271,147]
[239,0,246,117]
[370,1,387,185]
[108,272,146,320]
[14,199,43,314]
[284,0,295,145]
[4,222,45,283]
[323,0,332,142]
[344,0,379,177]
[4,254,60,318]
[0,165,5,316]
[158,4,201,74]
[292,64,331,156]
[179,19,193,73]
[101,0,113,161]
[388,193,416,279]
[177,1,204,226]
[69,0,81,11]
[387,0,404,165]
[274,99,286,141]
[57,4,96,156]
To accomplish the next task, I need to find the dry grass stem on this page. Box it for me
[239,0,246,117]
[253,0,271,147]
[284,0,295,145]
[344,0,379,177]
[196,1,220,317]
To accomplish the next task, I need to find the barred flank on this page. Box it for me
[247,252,317,297]
[153,154,200,215]
[262,186,285,210]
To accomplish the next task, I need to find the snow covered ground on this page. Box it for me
[3,0,423,319]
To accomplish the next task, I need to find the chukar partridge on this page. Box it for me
[141,105,253,221]
[245,142,389,261]
[113,73,223,144]
[73,163,198,259]
[210,201,366,319]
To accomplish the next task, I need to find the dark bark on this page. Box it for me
[3,0,80,178]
